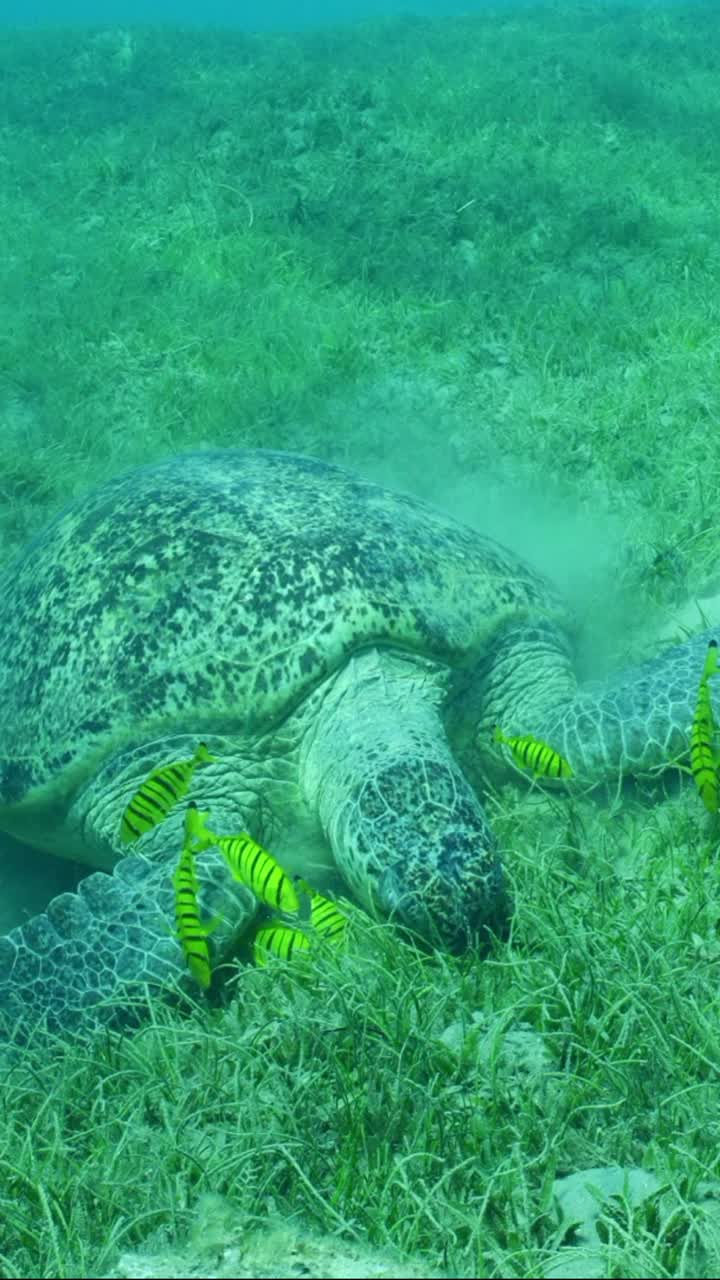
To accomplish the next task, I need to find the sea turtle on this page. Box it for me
[0,448,712,1032]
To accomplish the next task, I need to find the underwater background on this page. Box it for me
[5,0,518,30]
[2,1,720,1276]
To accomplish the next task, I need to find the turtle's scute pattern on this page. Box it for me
[0,449,564,810]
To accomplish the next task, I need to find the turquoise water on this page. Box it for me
[3,0,501,30]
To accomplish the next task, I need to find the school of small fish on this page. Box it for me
[120,762,349,987]
[119,644,719,988]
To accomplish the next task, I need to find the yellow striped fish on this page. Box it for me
[253,923,310,966]
[215,833,299,913]
[183,802,214,853]
[690,640,719,813]
[296,879,348,945]
[493,726,573,779]
[172,843,213,990]
[120,744,215,844]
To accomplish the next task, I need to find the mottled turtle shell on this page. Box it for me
[0,449,566,827]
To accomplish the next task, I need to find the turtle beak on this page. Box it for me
[376,863,467,952]
[377,860,509,953]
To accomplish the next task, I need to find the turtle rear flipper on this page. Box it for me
[0,853,255,1035]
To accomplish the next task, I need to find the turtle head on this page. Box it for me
[377,849,509,952]
[301,648,512,952]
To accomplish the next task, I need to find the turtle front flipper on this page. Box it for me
[0,851,256,1035]
[300,649,508,951]
[477,624,720,787]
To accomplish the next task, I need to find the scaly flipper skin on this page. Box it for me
[0,851,255,1034]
